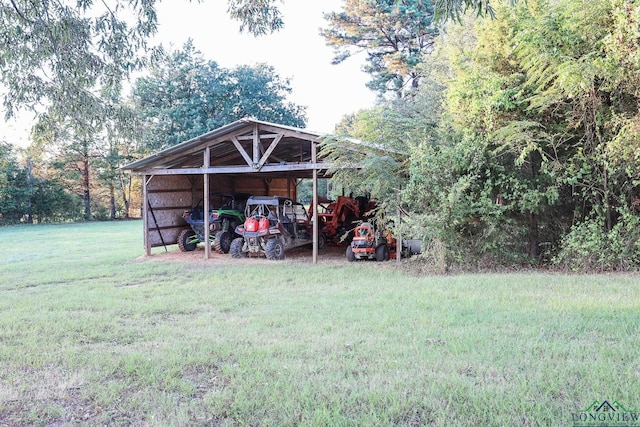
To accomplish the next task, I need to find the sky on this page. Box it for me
[0,0,377,146]
[152,0,377,133]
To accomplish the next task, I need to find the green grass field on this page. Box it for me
[0,221,639,426]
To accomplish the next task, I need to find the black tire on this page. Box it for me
[375,244,389,262]
[214,230,233,254]
[346,246,356,262]
[230,237,247,258]
[265,237,285,260]
[317,233,326,249]
[178,229,198,252]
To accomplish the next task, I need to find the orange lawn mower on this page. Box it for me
[345,222,391,261]
[345,221,422,262]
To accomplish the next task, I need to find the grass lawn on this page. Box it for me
[0,220,639,426]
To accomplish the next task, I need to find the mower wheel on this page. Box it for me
[346,246,356,262]
[230,237,247,258]
[265,237,285,260]
[375,244,389,262]
[178,229,198,252]
[214,230,233,254]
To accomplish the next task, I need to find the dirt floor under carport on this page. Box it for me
[142,243,350,265]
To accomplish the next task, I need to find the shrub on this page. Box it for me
[553,210,640,272]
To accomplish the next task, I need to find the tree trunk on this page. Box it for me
[27,159,33,224]
[604,167,612,232]
[526,152,540,259]
[527,212,539,259]
[110,183,116,220]
[82,142,91,220]
[119,173,130,219]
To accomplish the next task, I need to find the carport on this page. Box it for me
[121,117,341,263]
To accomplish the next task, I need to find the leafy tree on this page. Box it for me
[0,0,498,122]
[511,0,640,232]
[436,5,564,261]
[435,0,519,22]
[435,0,640,269]
[227,64,306,127]
[132,41,307,150]
[93,100,143,219]
[0,0,157,119]
[227,0,284,35]
[31,90,107,221]
[0,141,80,224]
[30,176,83,223]
[322,0,439,97]
[0,141,30,223]
[0,0,289,116]
[0,0,297,223]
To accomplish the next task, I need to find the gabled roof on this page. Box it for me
[121,117,329,178]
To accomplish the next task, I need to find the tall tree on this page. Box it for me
[93,99,143,219]
[0,0,288,117]
[322,0,439,97]
[0,141,80,223]
[0,141,30,223]
[513,0,639,231]
[0,0,499,122]
[438,0,640,268]
[132,42,306,150]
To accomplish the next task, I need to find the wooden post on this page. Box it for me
[252,123,259,167]
[143,175,151,256]
[204,147,211,260]
[312,142,318,264]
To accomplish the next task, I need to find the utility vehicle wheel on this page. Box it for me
[346,246,356,262]
[178,229,198,252]
[265,237,285,260]
[375,244,389,262]
[229,237,247,258]
[214,230,233,254]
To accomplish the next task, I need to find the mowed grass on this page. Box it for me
[0,221,639,426]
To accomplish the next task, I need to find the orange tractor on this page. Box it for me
[310,195,375,245]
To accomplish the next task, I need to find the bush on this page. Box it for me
[553,211,640,272]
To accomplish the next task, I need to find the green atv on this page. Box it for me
[178,192,251,253]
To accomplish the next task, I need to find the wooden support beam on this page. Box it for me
[143,127,255,169]
[236,133,280,140]
[143,175,151,256]
[133,162,341,176]
[204,147,211,260]
[253,123,260,166]
[231,136,253,167]
[256,123,322,143]
[257,133,283,170]
[312,142,318,264]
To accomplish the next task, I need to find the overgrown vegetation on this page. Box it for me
[324,0,640,272]
[1,221,639,426]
